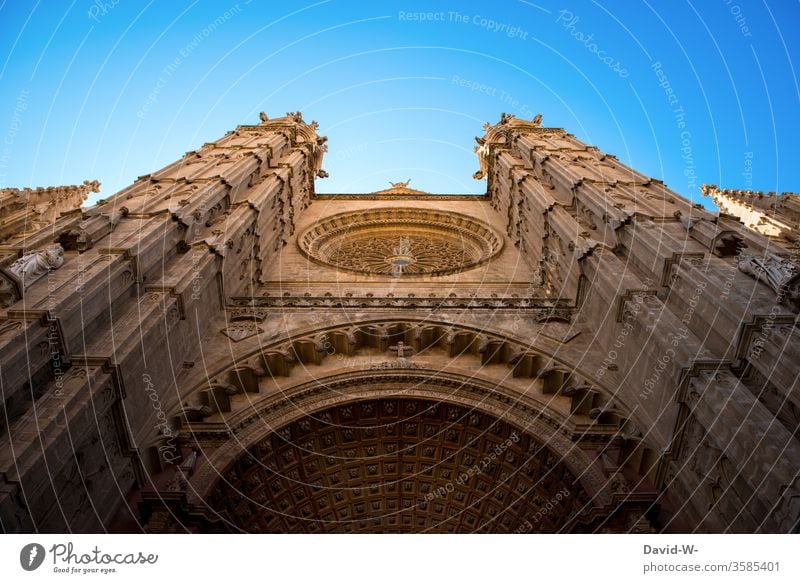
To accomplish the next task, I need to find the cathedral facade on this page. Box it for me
[1,113,798,533]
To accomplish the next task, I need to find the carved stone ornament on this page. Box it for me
[222,319,263,342]
[0,275,20,308]
[473,113,546,179]
[738,252,800,311]
[297,208,503,277]
[201,396,593,533]
[9,244,65,282]
[473,141,491,180]
[0,244,65,307]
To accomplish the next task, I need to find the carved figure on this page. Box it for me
[9,244,65,283]
[388,341,413,358]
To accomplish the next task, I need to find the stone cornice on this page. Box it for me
[701,183,799,202]
[312,193,490,201]
[227,295,573,314]
[0,180,99,202]
[734,313,798,363]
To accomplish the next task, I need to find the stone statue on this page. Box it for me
[314,142,329,178]
[9,244,65,284]
[259,111,269,123]
[738,252,800,311]
[390,179,411,189]
[473,142,490,179]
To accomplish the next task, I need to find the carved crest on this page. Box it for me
[222,320,263,342]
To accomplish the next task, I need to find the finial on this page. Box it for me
[82,179,101,193]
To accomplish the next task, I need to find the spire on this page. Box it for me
[701,183,800,249]
[474,113,546,179]
[0,180,98,243]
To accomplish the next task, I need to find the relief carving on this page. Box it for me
[0,244,65,307]
[738,253,800,311]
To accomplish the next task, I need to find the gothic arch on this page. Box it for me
[149,318,663,532]
[176,317,658,460]
[186,370,610,499]
[173,370,653,533]
[181,317,637,423]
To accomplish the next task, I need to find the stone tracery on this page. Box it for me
[297,208,503,276]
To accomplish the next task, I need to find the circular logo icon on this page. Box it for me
[19,543,46,571]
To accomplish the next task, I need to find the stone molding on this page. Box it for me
[185,370,617,510]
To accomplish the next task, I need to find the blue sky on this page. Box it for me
[0,0,798,206]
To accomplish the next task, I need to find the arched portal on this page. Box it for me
[143,350,661,533]
[205,396,588,533]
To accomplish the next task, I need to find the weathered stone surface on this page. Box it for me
[1,113,798,534]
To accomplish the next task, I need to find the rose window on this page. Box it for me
[297,208,502,277]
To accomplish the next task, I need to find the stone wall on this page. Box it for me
[1,112,797,533]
